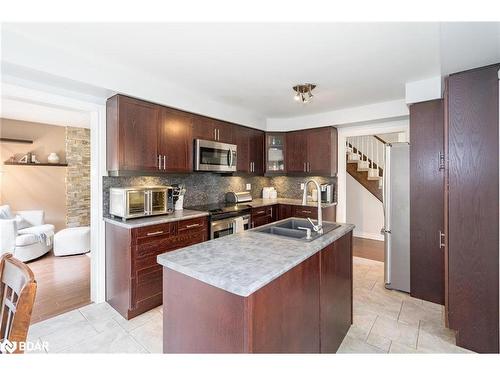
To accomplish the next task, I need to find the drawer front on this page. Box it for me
[178,217,208,234]
[292,206,318,219]
[251,206,273,218]
[133,265,163,305]
[134,222,176,242]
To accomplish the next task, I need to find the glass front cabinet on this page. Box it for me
[265,133,286,174]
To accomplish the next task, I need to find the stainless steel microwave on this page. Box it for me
[109,186,174,221]
[194,139,237,172]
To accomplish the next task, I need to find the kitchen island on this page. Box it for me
[157,219,354,353]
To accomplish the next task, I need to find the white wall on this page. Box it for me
[267,99,408,131]
[346,174,384,241]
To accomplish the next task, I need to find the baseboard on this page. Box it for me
[353,231,384,241]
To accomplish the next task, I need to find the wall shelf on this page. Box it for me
[3,161,68,167]
[0,137,34,144]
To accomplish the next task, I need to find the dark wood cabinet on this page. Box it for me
[291,204,336,222]
[107,94,338,177]
[409,99,445,305]
[251,206,275,228]
[107,95,161,173]
[158,107,193,173]
[162,231,353,353]
[192,118,233,143]
[249,129,264,174]
[286,127,338,176]
[265,133,286,174]
[106,216,208,319]
[446,64,499,353]
[320,232,353,353]
[277,204,293,220]
[307,127,338,176]
[286,131,308,173]
[233,126,264,174]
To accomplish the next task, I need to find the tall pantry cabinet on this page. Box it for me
[445,64,499,353]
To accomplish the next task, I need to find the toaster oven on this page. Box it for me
[109,186,174,221]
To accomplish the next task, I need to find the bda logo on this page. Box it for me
[0,338,17,354]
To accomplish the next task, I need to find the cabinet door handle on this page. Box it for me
[217,129,220,141]
[147,230,164,236]
[304,162,306,172]
[214,128,217,140]
[307,162,310,172]
[256,210,265,215]
[186,224,200,228]
[439,230,445,248]
[158,155,161,170]
[163,155,167,170]
[301,210,311,214]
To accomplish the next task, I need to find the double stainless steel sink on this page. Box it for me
[254,218,340,242]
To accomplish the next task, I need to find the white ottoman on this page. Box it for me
[54,226,90,256]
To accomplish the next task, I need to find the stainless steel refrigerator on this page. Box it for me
[383,142,410,293]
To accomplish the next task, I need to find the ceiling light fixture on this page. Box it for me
[292,83,316,104]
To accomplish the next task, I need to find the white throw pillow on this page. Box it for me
[15,214,31,230]
[0,205,13,219]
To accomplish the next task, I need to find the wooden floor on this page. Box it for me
[353,237,384,262]
[27,252,91,323]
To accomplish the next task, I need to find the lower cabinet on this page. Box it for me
[274,204,337,222]
[251,206,276,228]
[106,216,208,319]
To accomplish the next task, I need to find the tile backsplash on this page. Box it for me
[103,173,336,216]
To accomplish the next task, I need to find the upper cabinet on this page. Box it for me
[107,94,338,177]
[192,118,233,143]
[233,126,264,174]
[158,107,193,173]
[265,133,286,174]
[107,95,161,173]
[306,127,338,176]
[285,127,337,176]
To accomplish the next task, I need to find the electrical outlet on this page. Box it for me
[300,183,305,190]
[246,183,251,190]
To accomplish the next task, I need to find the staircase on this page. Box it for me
[346,135,385,202]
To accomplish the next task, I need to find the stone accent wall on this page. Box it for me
[65,127,91,227]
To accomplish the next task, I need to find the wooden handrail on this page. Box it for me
[374,135,386,144]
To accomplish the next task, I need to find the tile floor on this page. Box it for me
[337,257,473,353]
[27,256,473,354]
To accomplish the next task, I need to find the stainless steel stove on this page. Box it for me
[188,203,252,239]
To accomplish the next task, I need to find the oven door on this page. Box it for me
[211,217,235,239]
[195,139,237,172]
[210,215,250,239]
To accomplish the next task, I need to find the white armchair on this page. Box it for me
[0,205,54,262]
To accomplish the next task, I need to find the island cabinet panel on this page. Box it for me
[250,252,321,353]
[107,95,161,173]
[106,217,208,320]
[163,269,247,353]
[320,232,353,353]
[161,231,353,353]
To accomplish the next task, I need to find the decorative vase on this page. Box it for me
[48,152,60,164]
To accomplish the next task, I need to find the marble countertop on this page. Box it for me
[157,219,354,297]
[247,198,337,209]
[103,209,209,229]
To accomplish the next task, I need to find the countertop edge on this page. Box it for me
[103,211,209,228]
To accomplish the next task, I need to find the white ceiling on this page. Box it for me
[2,22,499,119]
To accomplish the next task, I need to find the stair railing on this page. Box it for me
[346,135,385,177]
